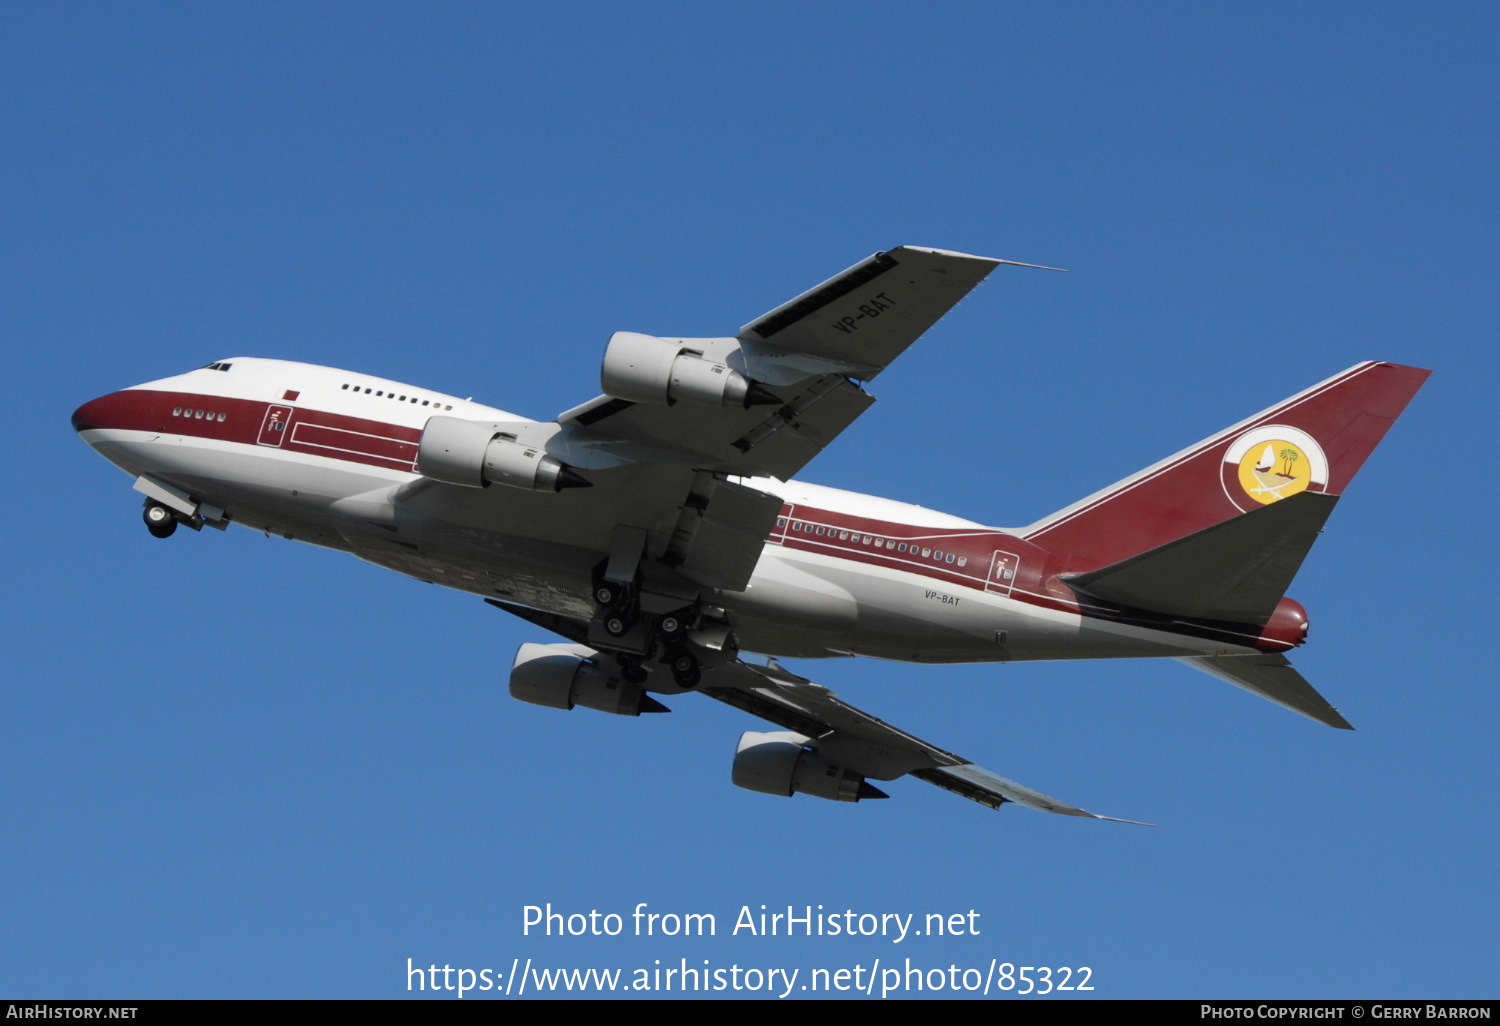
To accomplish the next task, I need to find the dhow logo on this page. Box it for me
[1220,424,1328,512]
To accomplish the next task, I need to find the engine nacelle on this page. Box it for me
[601,332,773,408]
[417,417,586,491]
[731,731,884,803]
[509,643,660,716]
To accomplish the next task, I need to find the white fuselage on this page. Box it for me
[76,358,1259,666]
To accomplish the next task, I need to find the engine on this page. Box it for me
[600,332,777,408]
[417,417,588,491]
[731,731,886,803]
[509,643,663,716]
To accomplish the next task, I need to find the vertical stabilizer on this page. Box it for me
[1021,361,1429,571]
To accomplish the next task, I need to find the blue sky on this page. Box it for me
[4,3,1496,999]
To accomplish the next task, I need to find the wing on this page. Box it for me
[498,246,1017,594]
[553,246,1006,483]
[485,600,1148,823]
[703,657,1150,822]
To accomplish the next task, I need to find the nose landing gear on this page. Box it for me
[143,502,178,539]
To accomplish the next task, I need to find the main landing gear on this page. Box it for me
[594,580,639,639]
[663,645,701,689]
[589,570,706,690]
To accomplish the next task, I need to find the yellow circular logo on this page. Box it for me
[1236,440,1313,505]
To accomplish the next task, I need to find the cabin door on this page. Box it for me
[257,404,294,447]
[984,550,1022,597]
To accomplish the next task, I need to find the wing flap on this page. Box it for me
[912,765,1153,824]
[666,477,784,591]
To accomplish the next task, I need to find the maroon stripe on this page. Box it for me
[84,389,1293,652]
[80,389,424,473]
[772,502,1293,652]
[289,421,419,469]
[772,505,1050,596]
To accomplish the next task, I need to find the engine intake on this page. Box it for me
[731,731,887,803]
[600,332,777,408]
[418,417,588,491]
[510,643,666,716]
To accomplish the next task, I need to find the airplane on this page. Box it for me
[71,246,1429,823]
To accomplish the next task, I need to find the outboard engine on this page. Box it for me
[731,731,886,802]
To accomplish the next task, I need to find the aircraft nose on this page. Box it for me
[72,394,110,434]
[72,390,137,435]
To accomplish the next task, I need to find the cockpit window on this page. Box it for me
[203,362,234,372]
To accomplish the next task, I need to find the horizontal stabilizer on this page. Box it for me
[1178,653,1352,729]
[1063,491,1338,622]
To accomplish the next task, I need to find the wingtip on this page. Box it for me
[998,258,1068,272]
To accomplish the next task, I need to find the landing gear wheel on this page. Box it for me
[143,503,177,539]
[658,612,688,640]
[594,582,623,607]
[603,605,637,638]
[667,649,701,689]
[617,655,649,685]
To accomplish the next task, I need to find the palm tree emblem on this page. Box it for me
[1279,447,1300,477]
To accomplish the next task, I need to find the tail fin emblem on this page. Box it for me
[1222,425,1328,511]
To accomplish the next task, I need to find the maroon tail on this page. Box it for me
[1020,361,1430,572]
